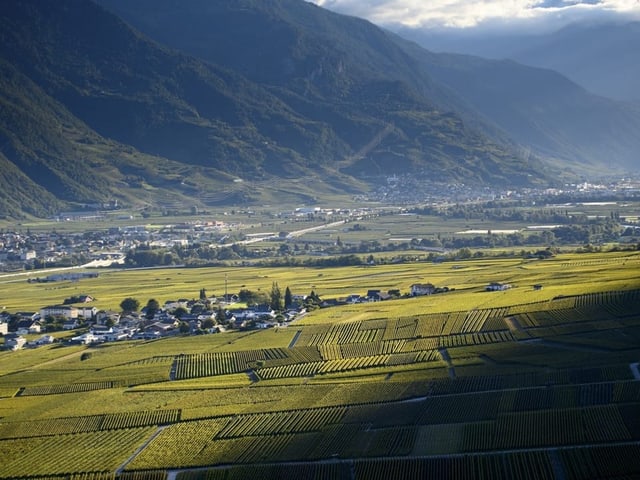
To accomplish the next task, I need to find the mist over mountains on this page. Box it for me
[395,20,640,102]
[0,0,638,218]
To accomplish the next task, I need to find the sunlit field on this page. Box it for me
[1,250,638,314]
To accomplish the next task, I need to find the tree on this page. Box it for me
[173,306,188,319]
[215,306,227,324]
[238,289,268,306]
[199,288,207,301]
[284,286,293,309]
[178,321,190,334]
[270,282,283,311]
[120,297,140,313]
[145,298,160,320]
[304,290,322,310]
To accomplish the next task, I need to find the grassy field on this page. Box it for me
[1,250,639,314]
[0,250,639,478]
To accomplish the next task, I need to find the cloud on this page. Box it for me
[312,0,640,30]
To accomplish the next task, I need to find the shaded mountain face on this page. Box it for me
[0,0,344,179]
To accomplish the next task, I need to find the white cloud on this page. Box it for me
[312,0,640,29]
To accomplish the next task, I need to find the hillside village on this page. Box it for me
[0,280,458,351]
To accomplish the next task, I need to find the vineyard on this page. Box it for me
[0,250,639,478]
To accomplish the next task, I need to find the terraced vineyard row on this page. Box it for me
[173,348,288,379]
[38,472,168,480]
[255,361,323,380]
[19,381,120,396]
[0,427,156,477]
[356,452,555,479]
[0,409,181,440]
[217,406,346,438]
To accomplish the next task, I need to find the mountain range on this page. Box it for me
[396,21,640,102]
[0,0,638,219]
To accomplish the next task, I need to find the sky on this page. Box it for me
[311,0,640,31]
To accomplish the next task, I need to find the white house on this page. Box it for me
[410,283,436,296]
[16,319,41,335]
[40,305,79,320]
[486,282,511,292]
[77,306,98,321]
[36,335,55,345]
[71,332,100,345]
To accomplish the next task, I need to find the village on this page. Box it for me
[0,280,466,351]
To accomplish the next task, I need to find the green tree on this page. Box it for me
[145,298,161,319]
[284,286,293,309]
[270,282,283,311]
[120,297,140,313]
[178,321,190,334]
[215,306,227,324]
[173,306,188,319]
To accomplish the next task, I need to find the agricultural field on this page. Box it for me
[0,250,639,478]
[2,249,639,313]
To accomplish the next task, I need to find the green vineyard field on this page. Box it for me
[1,251,639,478]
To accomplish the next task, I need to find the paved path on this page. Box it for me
[438,347,456,379]
[288,329,302,348]
[116,425,167,474]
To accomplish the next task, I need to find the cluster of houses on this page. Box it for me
[0,296,301,350]
[2,278,518,350]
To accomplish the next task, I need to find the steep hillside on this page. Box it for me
[96,0,535,179]
[0,58,240,218]
[0,0,346,178]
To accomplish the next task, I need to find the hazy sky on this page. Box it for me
[311,0,640,31]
